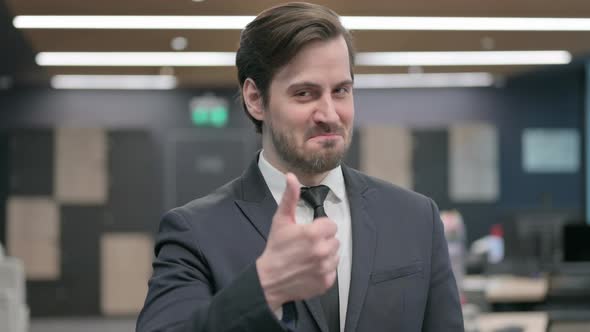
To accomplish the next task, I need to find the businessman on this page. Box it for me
[137,2,464,331]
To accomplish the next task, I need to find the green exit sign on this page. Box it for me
[189,95,229,128]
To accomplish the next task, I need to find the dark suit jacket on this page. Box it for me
[136,155,464,332]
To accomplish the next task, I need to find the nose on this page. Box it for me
[313,94,339,125]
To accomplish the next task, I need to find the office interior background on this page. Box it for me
[0,0,589,331]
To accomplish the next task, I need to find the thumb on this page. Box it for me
[275,173,300,223]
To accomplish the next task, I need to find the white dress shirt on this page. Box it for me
[258,151,352,332]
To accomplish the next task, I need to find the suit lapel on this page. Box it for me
[303,298,329,332]
[235,196,276,241]
[234,154,328,332]
[234,156,277,240]
[342,166,377,332]
[235,160,378,332]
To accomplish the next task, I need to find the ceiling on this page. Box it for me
[4,0,590,88]
[0,1,36,87]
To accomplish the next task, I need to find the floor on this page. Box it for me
[30,318,136,332]
[29,317,590,332]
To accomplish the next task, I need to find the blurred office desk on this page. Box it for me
[478,312,549,332]
[485,275,549,303]
[546,274,590,322]
[549,274,590,299]
[463,274,549,314]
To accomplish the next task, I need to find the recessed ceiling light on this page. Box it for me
[13,15,590,31]
[159,66,175,76]
[408,66,424,74]
[171,36,188,51]
[50,75,177,90]
[481,37,495,50]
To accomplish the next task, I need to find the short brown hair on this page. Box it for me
[236,2,355,133]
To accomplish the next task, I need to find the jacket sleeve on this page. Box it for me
[422,199,465,331]
[136,210,288,332]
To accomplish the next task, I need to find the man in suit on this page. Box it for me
[137,2,464,332]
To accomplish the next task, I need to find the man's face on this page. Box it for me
[262,36,354,175]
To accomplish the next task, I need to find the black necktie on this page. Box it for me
[300,185,340,332]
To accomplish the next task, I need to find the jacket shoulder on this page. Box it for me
[167,177,242,223]
[348,167,434,210]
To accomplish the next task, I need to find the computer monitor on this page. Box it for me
[498,212,573,274]
[563,223,590,262]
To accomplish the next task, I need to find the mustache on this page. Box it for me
[305,123,347,138]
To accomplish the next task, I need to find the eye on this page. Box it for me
[333,87,350,96]
[295,90,311,97]
[293,89,318,101]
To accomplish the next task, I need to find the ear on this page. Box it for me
[242,78,265,122]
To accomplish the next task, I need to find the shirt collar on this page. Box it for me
[258,150,346,204]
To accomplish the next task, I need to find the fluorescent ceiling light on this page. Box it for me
[50,75,177,90]
[14,15,590,31]
[354,73,495,88]
[14,16,254,30]
[37,52,236,66]
[36,51,571,67]
[341,17,590,31]
[355,51,572,66]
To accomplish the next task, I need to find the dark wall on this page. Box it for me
[354,66,585,240]
[0,66,585,240]
[0,88,249,130]
[0,87,260,211]
[0,65,585,315]
[0,132,8,245]
[0,0,42,84]
[0,85,265,315]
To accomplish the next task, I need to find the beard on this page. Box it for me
[268,122,352,174]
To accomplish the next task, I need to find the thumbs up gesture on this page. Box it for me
[256,173,340,311]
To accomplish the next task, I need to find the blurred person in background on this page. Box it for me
[137,2,463,331]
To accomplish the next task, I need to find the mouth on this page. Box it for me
[307,127,346,139]
[307,133,344,147]
[309,133,342,140]
[312,133,340,138]
[305,125,347,145]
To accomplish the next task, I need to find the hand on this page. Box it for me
[256,173,340,311]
